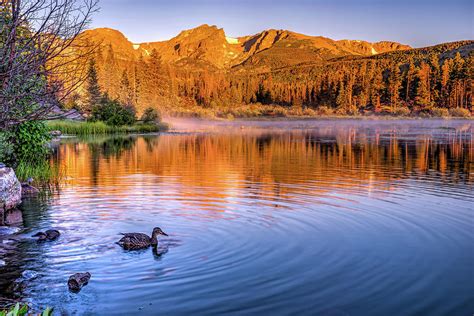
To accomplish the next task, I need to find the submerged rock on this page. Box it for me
[21,178,40,198]
[0,165,22,211]
[68,272,91,292]
[4,208,23,226]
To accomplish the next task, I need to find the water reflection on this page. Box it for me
[58,123,472,205]
[0,120,473,315]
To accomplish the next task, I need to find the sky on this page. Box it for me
[91,0,473,48]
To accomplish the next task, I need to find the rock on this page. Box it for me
[68,272,91,292]
[50,130,62,137]
[0,166,22,211]
[4,208,23,226]
[21,184,39,197]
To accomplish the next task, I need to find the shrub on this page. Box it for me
[0,121,51,165]
[449,107,471,118]
[318,106,334,116]
[431,107,450,118]
[141,107,162,124]
[0,132,14,163]
[91,97,136,126]
[393,107,411,116]
[303,108,317,116]
[335,107,348,115]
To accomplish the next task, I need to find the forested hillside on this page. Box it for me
[72,25,473,118]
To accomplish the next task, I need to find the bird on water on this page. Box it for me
[33,229,60,241]
[117,227,168,250]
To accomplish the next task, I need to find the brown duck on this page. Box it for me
[117,227,168,250]
[33,229,60,241]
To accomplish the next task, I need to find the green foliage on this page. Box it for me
[91,96,136,126]
[13,121,51,163]
[0,121,51,165]
[14,160,61,184]
[45,120,168,135]
[0,132,14,163]
[85,59,102,112]
[140,107,162,124]
[0,303,52,316]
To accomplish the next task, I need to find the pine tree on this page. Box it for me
[85,59,101,113]
[405,61,416,103]
[415,62,431,107]
[388,63,401,111]
[119,70,133,106]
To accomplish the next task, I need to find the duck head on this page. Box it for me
[152,227,168,237]
[32,232,47,241]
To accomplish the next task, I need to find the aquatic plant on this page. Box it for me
[45,120,169,135]
[14,160,62,184]
[0,303,52,316]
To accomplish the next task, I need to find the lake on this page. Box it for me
[1,119,473,315]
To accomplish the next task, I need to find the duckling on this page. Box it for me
[33,229,60,241]
[21,177,39,197]
[68,272,91,293]
[117,227,168,250]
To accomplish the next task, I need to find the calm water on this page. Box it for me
[1,120,473,315]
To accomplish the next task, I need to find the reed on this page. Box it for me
[45,120,169,135]
[14,160,62,184]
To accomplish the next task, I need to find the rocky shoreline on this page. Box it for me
[0,165,22,213]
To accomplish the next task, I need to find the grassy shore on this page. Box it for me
[45,120,169,135]
[14,160,62,184]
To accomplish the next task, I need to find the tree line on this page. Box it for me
[78,41,472,117]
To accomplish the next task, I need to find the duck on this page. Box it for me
[117,227,168,250]
[21,177,40,197]
[33,229,60,241]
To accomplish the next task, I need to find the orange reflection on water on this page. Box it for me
[51,126,472,211]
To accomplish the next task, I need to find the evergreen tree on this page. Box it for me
[119,70,133,106]
[85,59,101,113]
[415,62,431,107]
[388,63,401,111]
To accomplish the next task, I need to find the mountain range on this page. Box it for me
[74,24,472,118]
[81,24,412,70]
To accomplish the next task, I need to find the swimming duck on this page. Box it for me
[117,227,168,250]
[33,229,60,241]
[21,177,40,197]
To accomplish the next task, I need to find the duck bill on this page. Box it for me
[161,232,169,236]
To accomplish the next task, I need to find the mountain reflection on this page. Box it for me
[56,125,472,201]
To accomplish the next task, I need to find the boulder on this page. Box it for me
[0,165,21,211]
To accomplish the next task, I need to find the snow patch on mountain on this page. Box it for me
[226,37,239,44]
[371,47,378,55]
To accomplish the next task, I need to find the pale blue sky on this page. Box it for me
[91,0,473,47]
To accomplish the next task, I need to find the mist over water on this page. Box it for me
[1,120,473,315]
